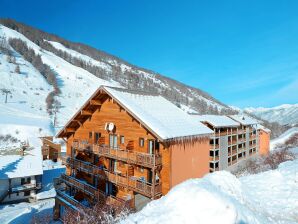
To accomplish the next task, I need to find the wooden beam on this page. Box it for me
[89,99,102,106]
[81,110,93,116]
[65,127,76,133]
[73,119,83,126]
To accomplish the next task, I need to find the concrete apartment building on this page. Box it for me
[191,114,270,172]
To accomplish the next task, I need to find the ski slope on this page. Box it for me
[270,127,298,150]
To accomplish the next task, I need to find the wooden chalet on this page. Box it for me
[53,86,213,219]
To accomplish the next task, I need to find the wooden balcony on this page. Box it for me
[72,142,162,168]
[55,174,132,208]
[63,157,162,198]
[56,188,83,211]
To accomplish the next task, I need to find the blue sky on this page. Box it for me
[1,0,298,108]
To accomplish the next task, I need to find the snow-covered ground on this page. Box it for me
[0,162,65,224]
[123,159,298,224]
[270,127,298,150]
[0,198,55,224]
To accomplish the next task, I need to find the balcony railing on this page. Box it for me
[72,142,162,168]
[56,188,83,210]
[55,174,132,208]
[63,157,162,198]
[11,183,38,193]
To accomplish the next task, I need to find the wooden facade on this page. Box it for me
[41,136,61,162]
[53,86,212,219]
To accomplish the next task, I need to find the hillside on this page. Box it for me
[0,19,236,121]
[245,104,298,126]
[0,19,241,144]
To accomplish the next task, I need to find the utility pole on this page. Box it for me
[1,88,12,103]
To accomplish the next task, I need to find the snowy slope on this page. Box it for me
[123,159,298,224]
[270,127,298,150]
[0,24,120,131]
[245,104,298,126]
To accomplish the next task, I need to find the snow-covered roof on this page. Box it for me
[228,115,258,126]
[103,87,214,140]
[190,115,240,128]
[256,124,271,133]
[0,145,43,179]
[57,86,213,141]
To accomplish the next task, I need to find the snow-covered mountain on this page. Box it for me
[245,104,298,126]
[0,19,236,141]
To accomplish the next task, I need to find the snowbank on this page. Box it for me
[123,159,298,224]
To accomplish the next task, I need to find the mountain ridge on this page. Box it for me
[0,18,233,115]
[245,103,298,126]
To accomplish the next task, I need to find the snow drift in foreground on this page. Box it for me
[123,159,298,224]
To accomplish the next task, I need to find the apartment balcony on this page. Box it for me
[228,139,237,145]
[238,147,245,153]
[11,183,39,193]
[238,138,246,143]
[209,167,219,172]
[214,131,227,137]
[210,144,219,150]
[249,143,257,148]
[209,156,219,161]
[56,188,83,211]
[250,134,256,139]
[72,142,162,168]
[63,157,162,198]
[55,174,132,208]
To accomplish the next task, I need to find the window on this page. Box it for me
[109,134,118,149]
[120,136,125,144]
[148,140,154,154]
[95,132,101,144]
[89,132,93,139]
[139,138,144,147]
[24,191,30,196]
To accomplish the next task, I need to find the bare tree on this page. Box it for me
[62,201,130,224]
